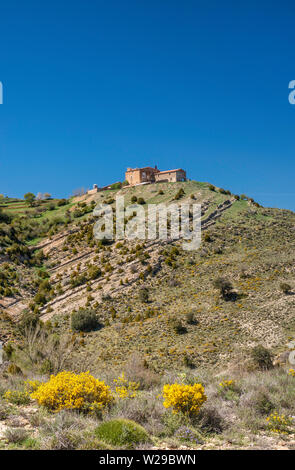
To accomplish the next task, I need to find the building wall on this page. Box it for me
[125,167,159,185]
[87,188,98,195]
[125,169,142,185]
[125,167,186,186]
[155,170,186,183]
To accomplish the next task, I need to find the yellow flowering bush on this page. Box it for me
[266,412,293,434]
[4,389,30,405]
[24,379,42,393]
[30,371,113,412]
[113,373,139,399]
[162,383,207,416]
[288,368,295,377]
[219,380,236,390]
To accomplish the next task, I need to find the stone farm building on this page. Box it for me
[87,166,186,195]
[125,166,186,186]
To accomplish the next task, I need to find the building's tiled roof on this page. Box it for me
[126,167,158,172]
[157,169,184,174]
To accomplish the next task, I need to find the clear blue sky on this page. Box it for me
[0,1,295,209]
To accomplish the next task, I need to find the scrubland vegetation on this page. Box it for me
[1,181,295,449]
[0,346,294,450]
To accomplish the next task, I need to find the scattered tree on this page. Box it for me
[24,192,36,206]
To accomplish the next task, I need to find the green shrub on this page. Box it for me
[71,309,101,332]
[175,426,203,445]
[280,283,291,294]
[195,406,225,433]
[88,265,102,280]
[34,292,47,306]
[73,209,83,218]
[185,311,197,325]
[137,197,145,205]
[18,313,41,334]
[6,363,22,375]
[208,184,215,191]
[0,402,11,420]
[131,196,137,203]
[0,208,11,223]
[110,182,122,190]
[4,428,30,444]
[254,392,274,415]
[162,411,186,436]
[4,390,30,405]
[251,345,273,370]
[70,273,87,287]
[168,316,187,334]
[203,233,211,243]
[174,188,185,200]
[213,277,234,300]
[57,198,67,206]
[95,419,150,449]
[183,354,195,368]
[3,342,14,359]
[139,287,149,303]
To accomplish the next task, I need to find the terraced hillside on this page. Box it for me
[1,181,295,374]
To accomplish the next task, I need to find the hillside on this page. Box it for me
[1,181,295,369]
[0,181,295,450]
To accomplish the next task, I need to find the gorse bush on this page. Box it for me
[31,371,113,412]
[24,379,42,393]
[218,380,236,391]
[162,383,207,416]
[4,390,30,405]
[113,373,139,399]
[266,412,293,434]
[218,380,240,400]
